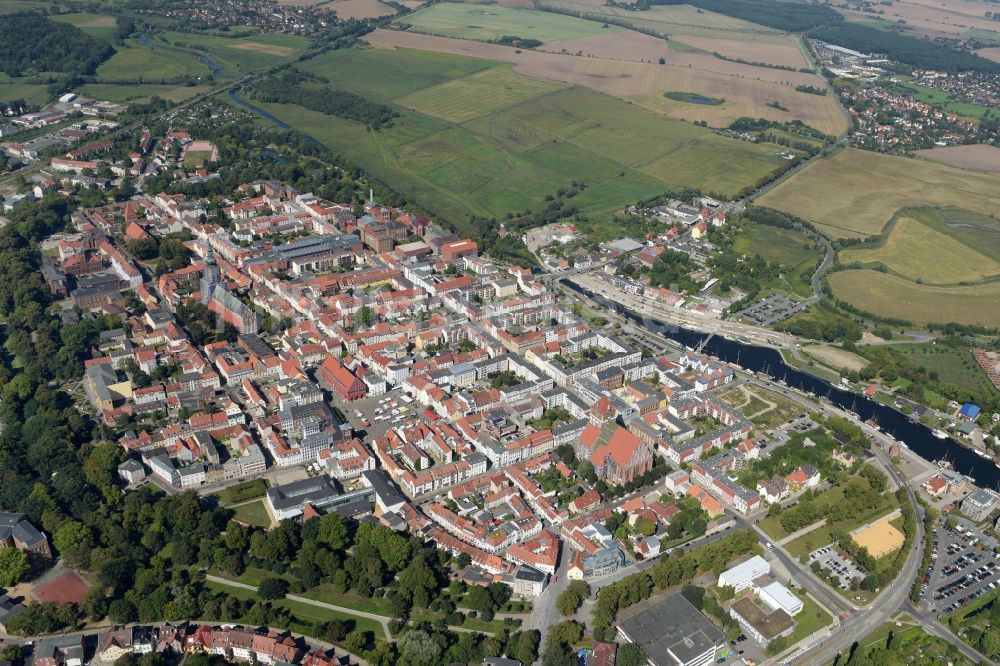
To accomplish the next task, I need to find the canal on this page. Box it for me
[565,279,997,485]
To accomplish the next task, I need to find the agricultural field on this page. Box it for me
[262,46,798,228]
[0,0,48,13]
[159,31,309,76]
[915,144,1000,174]
[827,270,1000,328]
[97,39,213,80]
[318,0,397,20]
[757,148,1000,239]
[535,0,809,68]
[397,4,620,43]
[0,78,50,105]
[838,214,1000,285]
[978,47,1000,64]
[366,29,846,134]
[76,82,214,103]
[50,12,117,41]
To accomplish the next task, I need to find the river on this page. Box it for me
[136,33,224,77]
[565,279,998,485]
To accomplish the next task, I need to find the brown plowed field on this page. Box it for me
[367,29,846,134]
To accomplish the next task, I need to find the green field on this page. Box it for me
[758,148,1000,240]
[839,214,1000,285]
[859,342,996,396]
[204,580,386,639]
[828,270,1000,328]
[397,4,620,43]
[732,223,821,297]
[535,0,786,41]
[0,79,50,105]
[159,31,309,76]
[231,498,271,527]
[97,39,212,80]
[50,12,117,41]
[77,82,214,103]
[257,47,794,230]
[890,79,990,120]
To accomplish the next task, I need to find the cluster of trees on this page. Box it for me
[556,580,591,617]
[809,23,1000,75]
[776,470,886,535]
[855,337,1000,414]
[651,0,840,32]
[247,70,398,130]
[645,249,698,292]
[795,84,827,96]
[777,302,863,345]
[494,36,543,48]
[833,488,915,592]
[836,626,982,666]
[175,300,239,346]
[591,529,758,633]
[0,13,116,77]
[126,232,193,274]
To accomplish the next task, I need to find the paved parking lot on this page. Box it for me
[330,386,423,441]
[924,523,1000,616]
[738,295,807,326]
[809,546,867,590]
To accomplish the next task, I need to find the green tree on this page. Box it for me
[0,548,29,586]
[396,629,441,666]
[257,577,289,600]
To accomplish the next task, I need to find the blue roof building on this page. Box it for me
[960,403,981,420]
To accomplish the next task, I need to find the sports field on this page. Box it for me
[839,215,1000,284]
[757,148,1000,239]
[267,47,795,227]
[828,270,1000,328]
[852,515,905,559]
[367,29,844,134]
[398,4,620,43]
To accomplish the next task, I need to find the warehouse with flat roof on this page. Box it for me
[617,593,725,666]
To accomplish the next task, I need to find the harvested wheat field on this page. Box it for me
[852,515,905,559]
[866,0,1000,36]
[758,148,1000,239]
[540,31,817,83]
[978,47,1000,64]
[916,144,1000,174]
[669,35,808,69]
[367,29,846,133]
[320,0,396,18]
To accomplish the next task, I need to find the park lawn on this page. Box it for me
[160,31,309,76]
[784,596,832,646]
[279,598,386,639]
[839,215,1000,285]
[757,148,1000,240]
[741,385,805,429]
[97,40,212,79]
[50,12,117,41]
[301,585,394,616]
[231,498,272,527]
[204,581,386,639]
[784,501,900,558]
[859,343,996,397]
[828,270,1000,328]
[210,479,269,505]
[397,4,621,44]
